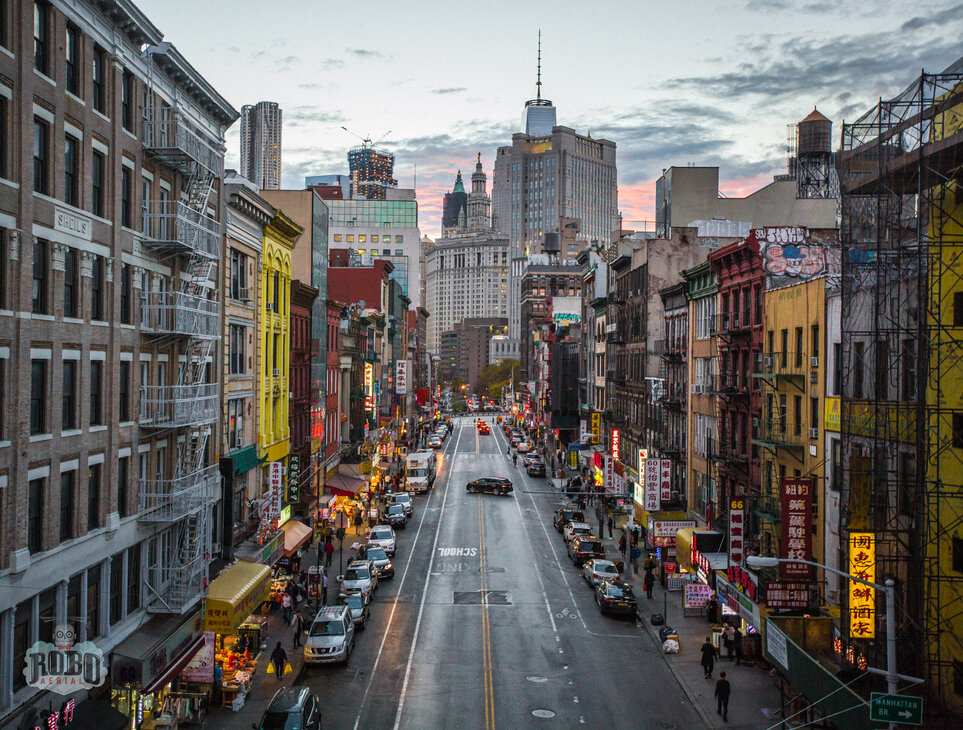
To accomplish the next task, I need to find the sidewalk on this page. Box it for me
[548,481,784,729]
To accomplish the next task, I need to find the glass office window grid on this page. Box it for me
[327,200,417,228]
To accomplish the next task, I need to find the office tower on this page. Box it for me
[522,31,556,137]
[240,101,283,190]
[348,146,397,200]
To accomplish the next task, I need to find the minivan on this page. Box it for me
[303,605,355,665]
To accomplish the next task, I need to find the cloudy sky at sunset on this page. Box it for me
[140,0,963,238]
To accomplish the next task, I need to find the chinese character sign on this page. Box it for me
[611,429,620,462]
[848,532,876,639]
[395,360,408,395]
[268,462,283,520]
[591,412,601,435]
[644,458,660,512]
[659,459,672,501]
[603,454,614,493]
[780,477,813,579]
[287,454,300,504]
[729,497,745,566]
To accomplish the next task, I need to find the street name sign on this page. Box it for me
[869,693,922,725]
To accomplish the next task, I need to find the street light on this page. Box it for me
[745,556,898,708]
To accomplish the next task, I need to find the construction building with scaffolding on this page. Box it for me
[838,57,963,723]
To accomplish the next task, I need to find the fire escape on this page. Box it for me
[139,102,223,613]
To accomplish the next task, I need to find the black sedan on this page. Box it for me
[466,477,514,496]
[526,460,546,477]
[594,580,638,618]
[553,507,585,532]
[381,504,408,529]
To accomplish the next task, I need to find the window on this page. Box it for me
[118,455,129,517]
[91,151,105,217]
[954,536,963,573]
[33,1,49,75]
[87,570,100,640]
[0,97,6,179]
[65,23,80,94]
[121,167,132,227]
[811,324,820,360]
[333,234,342,242]
[88,463,101,531]
[60,471,75,541]
[109,553,123,625]
[90,360,103,425]
[63,247,78,318]
[121,71,134,131]
[953,413,963,449]
[833,342,842,396]
[358,235,366,243]
[127,545,141,612]
[229,324,245,374]
[396,235,404,243]
[953,291,963,327]
[92,46,107,113]
[91,255,104,320]
[120,264,132,324]
[794,327,803,367]
[62,360,77,429]
[119,361,130,421]
[33,118,48,194]
[28,477,44,553]
[899,452,917,518]
[272,271,280,311]
[13,606,30,691]
[30,359,47,434]
[38,588,55,646]
[141,177,150,235]
[64,135,79,207]
[778,394,787,433]
[31,237,49,314]
[230,250,247,300]
[227,398,244,449]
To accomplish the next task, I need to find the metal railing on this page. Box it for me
[140,383,218,427]
[142,200,220,259]
[706,373,751,396]
[142,106,222,175]
[138,464,220,523]
[753,419,806,450]
[756,352,807,378]
[710,311,752,335]
[141,290,220,339]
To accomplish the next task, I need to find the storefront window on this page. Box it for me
[127,545,141,613]
[66,573,82,636]
[38,587,56,645]
[110,552,123,625]
[87,571,100,640]
[13,603,30,691]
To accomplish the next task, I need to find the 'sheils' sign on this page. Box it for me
[729,497,745,566]
[780,477,813,579]
[24,623,108,694]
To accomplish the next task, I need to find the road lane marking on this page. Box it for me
[353,423,461,730]
[479,487,495,730]
[391,422,462,730]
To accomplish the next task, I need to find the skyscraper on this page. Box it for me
[521,31,556,137]
[240,101,283,189]
[348,146,397,199]
[442,171,467,234]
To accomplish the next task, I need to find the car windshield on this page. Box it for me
[393,495,411,503]
[343,595,363,609]
[365,547,387,561]
[598,563,618,574]
[579,541,603,552]
[387,505,404,515]
[572,526,591,534]
[344,568,368,580]
[259,711,302,730]
[407,468,427,477]
[370,529,392,540]
[310,619,345,637]
[607,585,635,599]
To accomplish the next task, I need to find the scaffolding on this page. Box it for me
[838,60,963,722]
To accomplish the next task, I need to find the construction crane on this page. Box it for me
[341,126,391,149]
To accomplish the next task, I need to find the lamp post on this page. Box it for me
[746,555,898,725]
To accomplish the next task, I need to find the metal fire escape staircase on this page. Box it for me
[140,100,223,614]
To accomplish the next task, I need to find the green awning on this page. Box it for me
[231,444,263,476]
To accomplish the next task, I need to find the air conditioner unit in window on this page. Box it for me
[810,372,818,384]
[691,384,704,395]
[810,356,819,368]
[764,356,773,367]
[273,368,280,377]
[809,427,819,439]
[266,303,274,311]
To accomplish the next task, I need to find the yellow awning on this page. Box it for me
[205,561,271,634]
[281,519,313,557]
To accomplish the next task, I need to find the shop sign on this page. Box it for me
[268,462,283,520]
[288,454,300,504]
[611,429,620,462]
[716,574,762,628]
[726,564,759,602]
[255,531,283,566]
[643,459,660,512]
[780,477,813,580]
[24,623,108,694]
[648,519,695,548]
[766,581,812,609]
[604,454,614,492]
[729,498,745,566]
[848,532,876,639]
[633,480,644,506]
[569,450,578,469]
[683,583,713,609]
[591,412,601,435]
[579,420,588,443]
[180,632,215,683]
[659,459,672,502]
[395,360,409,395]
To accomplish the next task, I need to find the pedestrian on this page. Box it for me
[212,662,223,705]
[618,532,626,556]
[597,508,604,538]
[715,671,731,721]
[630,545,641,574]
[700,636,716,679]
[705,594,718,624]
[291,549,301,575]
[723,623,736,661]
[281,592,292,624]
[270,642,287,680]
[322,569,329,603]
[291,610,305,649]
[733,631,744,666]
[607,513,614,539]
[643,569,655,599]
[324,540,335,567]
[643,554,656,573]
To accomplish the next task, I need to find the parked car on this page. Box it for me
[304,605,355,665]
[255,686,322,728]
[594,580,638,618]
[510,434,522,447]
[428,435,442,449]
[340,592,370,630]
[568,535,606,567]
[339,560,378,597]
[516,441,533,453]
[563,521,595,545]
[367,525,397,557]
[581,558,620,587]
[356,543,394,578]
[527,460,546,477]
[388,492,413,517]
[466,476,514,496]
[553,507,585,532]
[382,503,408,529]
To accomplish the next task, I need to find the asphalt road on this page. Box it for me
[306,417,703,730]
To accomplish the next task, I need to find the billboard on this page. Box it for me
[780,477,813,580]
[395,360,409,395]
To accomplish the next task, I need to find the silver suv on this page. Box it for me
[339,560,378,598]
[303,605,355,665]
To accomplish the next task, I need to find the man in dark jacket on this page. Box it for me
[700,636,716,679]
[715,671,731,721]
[291,610,305,649]
[270,642,287,679]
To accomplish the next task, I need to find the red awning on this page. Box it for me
[327,474,366,497]
[142,634,206,694]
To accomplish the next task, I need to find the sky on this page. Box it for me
[138,0,963,239]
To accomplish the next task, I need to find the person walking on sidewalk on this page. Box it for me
[618,532,627,556]
[597,507,604,538]
[715,671,731,721]
[291,610,305,649]
[281,592,292,624]
[324,540,335,567]
[607,513,614,539]
[723,623,736,661]
[270,642,287,680]
[700,636,716,678]
[643,569,655,599]
[630,545,641,574]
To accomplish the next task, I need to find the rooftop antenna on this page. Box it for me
[536,29,542,101]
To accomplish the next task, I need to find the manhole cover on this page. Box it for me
[453,590,512,605]
[532,709,556,719]
[526,676,548,683]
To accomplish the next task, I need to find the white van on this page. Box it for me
[404,451,435,493]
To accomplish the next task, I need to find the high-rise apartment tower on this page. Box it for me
[240,101,283,189]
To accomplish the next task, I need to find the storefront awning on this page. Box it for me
[66,700,131,730]
[142,633,206,694]
[327,473,366,497]
[281,519,313,557]
[205,560,272,633]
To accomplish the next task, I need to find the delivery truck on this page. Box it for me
[404,451,436,493]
